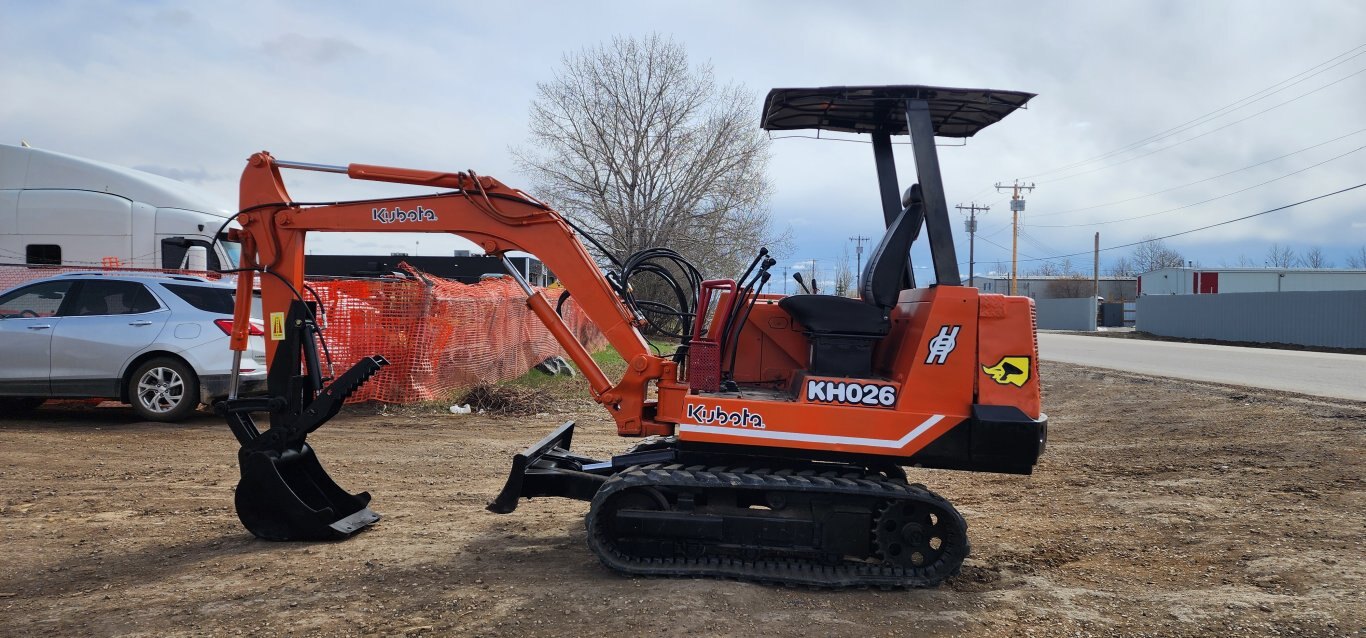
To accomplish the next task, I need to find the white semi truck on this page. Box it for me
[0,143,239,270]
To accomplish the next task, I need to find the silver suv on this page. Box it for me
[0,272,267,421]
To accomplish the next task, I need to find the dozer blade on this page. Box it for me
[235,443,380,541]
[488,421,610,514]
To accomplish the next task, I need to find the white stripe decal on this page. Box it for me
[678,414,946,449]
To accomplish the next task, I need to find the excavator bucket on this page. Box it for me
[234,443,380,541]
[220,353,389,541]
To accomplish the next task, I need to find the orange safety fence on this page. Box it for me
[0,262,607,404]
[306,263,606,403]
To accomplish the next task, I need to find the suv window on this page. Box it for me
[68,280,161,316]
[162,283,235,314]
[0,281,73,318]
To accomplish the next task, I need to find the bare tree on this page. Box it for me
[514,34,781,277]
[1045,275,1093,298]
[1030,261,1062,276]
[1106,256,1137,278]
[1130,236,1185,273]
[833,248,854,297]
[1264,243,1298,268]
[1300,246,1332,268]
[1235,253,1255,267]
[1348,245,1366,269]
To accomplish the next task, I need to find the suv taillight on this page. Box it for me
[214,318,265,336]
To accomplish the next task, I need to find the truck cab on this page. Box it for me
[0,143,239,269]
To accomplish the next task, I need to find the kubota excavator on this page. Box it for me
[217,85,1046,588]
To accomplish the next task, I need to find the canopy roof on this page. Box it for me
[761,85,1035,138]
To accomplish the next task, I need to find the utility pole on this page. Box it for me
[849,235,871,290]
[994,180,1036,295]
[1093,232,1100,300]
[809,258,819,295]
[781,266,788,295]
[954,203,989,288]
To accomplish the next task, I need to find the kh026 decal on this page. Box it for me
[805,379,897,407]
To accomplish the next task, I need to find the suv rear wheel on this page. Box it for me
[129,357,200,422]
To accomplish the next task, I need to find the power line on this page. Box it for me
[1039,66,1366,185]
[1030,127,1366,219]
[973,122,1366,235]
[977,234,1040,260]
[962,45,1366,226]
[1011,182,1366,264]
[1018,43,1366,180]
[1027,143,1366,228]
[1017,227,1067,257]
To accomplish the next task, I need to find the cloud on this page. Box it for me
[258,33,364,66]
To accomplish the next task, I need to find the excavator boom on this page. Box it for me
[227,152,674,437]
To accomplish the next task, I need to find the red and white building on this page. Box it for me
[1138,267,1366,295]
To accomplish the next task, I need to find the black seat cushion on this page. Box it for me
[778,295,889,336]
[860,184,922,309]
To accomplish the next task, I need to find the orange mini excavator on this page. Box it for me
[217,85,1045,588]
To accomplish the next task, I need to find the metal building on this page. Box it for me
[964,275,1137,301]
[1138,267,1366,295]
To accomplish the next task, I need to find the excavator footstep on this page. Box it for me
[235,443,380,541]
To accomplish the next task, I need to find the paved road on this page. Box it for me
[1037,333,1366,402]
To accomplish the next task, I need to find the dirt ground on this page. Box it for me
[0,363,1362,637]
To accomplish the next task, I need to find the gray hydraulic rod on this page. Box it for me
[273,160,349,174]
[501,255,536,296]
[228,350,242,400]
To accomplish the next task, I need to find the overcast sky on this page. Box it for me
[3,1,1364,285]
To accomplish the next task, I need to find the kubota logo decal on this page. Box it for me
[982,356,1031,387]
[372,205,437,224]
[685,403,766,429]
[805,379,897,407]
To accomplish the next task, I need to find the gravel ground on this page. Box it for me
[0,362,1362,637]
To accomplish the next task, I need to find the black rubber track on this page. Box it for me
[584,464,969,588]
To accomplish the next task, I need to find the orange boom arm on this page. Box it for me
[226,152,675,436]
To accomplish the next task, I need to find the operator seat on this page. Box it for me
[778,184,922,376]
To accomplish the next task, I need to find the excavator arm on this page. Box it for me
[226,152,678,437]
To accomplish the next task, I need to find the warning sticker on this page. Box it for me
[269,312,285,341]
[982,356,1031,387]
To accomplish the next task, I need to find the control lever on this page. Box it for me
[792,272,811,294]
